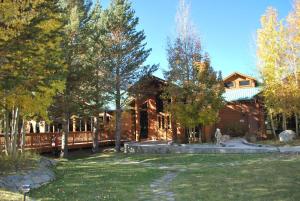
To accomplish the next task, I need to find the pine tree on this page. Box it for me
[0,0,66,156]
[104,0,156,152]
[54,0,91,158]
[77,1,111,153]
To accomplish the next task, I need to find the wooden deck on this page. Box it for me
[0,132,129,153]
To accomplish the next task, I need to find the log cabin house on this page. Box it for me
[124,72,266,142]
[5,72,267,148]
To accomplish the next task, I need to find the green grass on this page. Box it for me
[0,189,23,201]
[0,151,40,176]
[29,152,300,201]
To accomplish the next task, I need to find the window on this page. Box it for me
[239,80,250,86]
[167,116,171,129]
[156,95,164,113]
[162,116,165,129]
[158,116,161,129]
[225,81,234,88]
[99,117,104,123]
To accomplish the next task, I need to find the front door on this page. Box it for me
[140,103,148,139]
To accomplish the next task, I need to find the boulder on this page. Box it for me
[220,135,230,143]
[279,130,296,143]
[244,133,257,143]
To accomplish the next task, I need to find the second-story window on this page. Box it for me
[239,80,250,86]
[225,81,234,88]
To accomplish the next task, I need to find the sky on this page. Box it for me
[97,0,293,79]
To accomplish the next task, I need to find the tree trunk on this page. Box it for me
[10,107,19,159]
[92,117,99,153]
[0,118,2,134]
[60,113,69,158]
[282,113,287,130]
[171,115,177,143]
[21,119,25,153]
[269,113,277,139]
[4,111,10,156]
[295,113,299,136]
[183,127,189,143]
[115,107,122,152]
[115,69,122,152]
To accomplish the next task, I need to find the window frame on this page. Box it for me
[239,80,250,87]
[225,81,234,88]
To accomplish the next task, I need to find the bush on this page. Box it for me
[0,151,40,175]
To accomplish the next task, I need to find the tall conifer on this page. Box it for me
[0,0,66,156]
[104,0,156,151]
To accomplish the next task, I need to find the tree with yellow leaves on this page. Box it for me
[257,1,300,137]
[286,0,300,135]
[257,7,287,138]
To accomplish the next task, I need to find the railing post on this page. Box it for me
[79,119,82,132]
[31,134,33,147]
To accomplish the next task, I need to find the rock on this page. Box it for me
[220,135,230,143]
[279,130,296,143]
[0,157,56,193]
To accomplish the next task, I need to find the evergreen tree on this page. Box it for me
[53,0,91,158]
[0,0,66,156]
[104,0,156,152]
[77,1,111,153]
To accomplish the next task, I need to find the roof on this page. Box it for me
[128,75,166,93]
[223,87,261,102]
[223,72,257,82]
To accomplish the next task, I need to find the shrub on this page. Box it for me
[0,151,40,175]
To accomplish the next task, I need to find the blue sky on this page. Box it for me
[97,0,293,79]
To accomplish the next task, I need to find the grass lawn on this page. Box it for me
[0,151,40,176]
[0,189,23,201]
[28,152,300,201]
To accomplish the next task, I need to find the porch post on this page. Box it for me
[79,119,82,132]
[84,119,87,132]
[90,117,93,131]
[72,117,76,132]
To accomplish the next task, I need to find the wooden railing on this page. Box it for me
[0,131,123,152]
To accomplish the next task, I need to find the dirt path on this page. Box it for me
[150,172,178,201]
[138,170,178,201]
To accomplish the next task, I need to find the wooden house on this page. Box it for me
[217,72,266,138]
[7,72,267,151]
[124,72,266,142]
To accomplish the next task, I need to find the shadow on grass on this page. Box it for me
[30,152,300,201]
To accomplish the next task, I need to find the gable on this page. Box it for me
[224,72,257,90]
